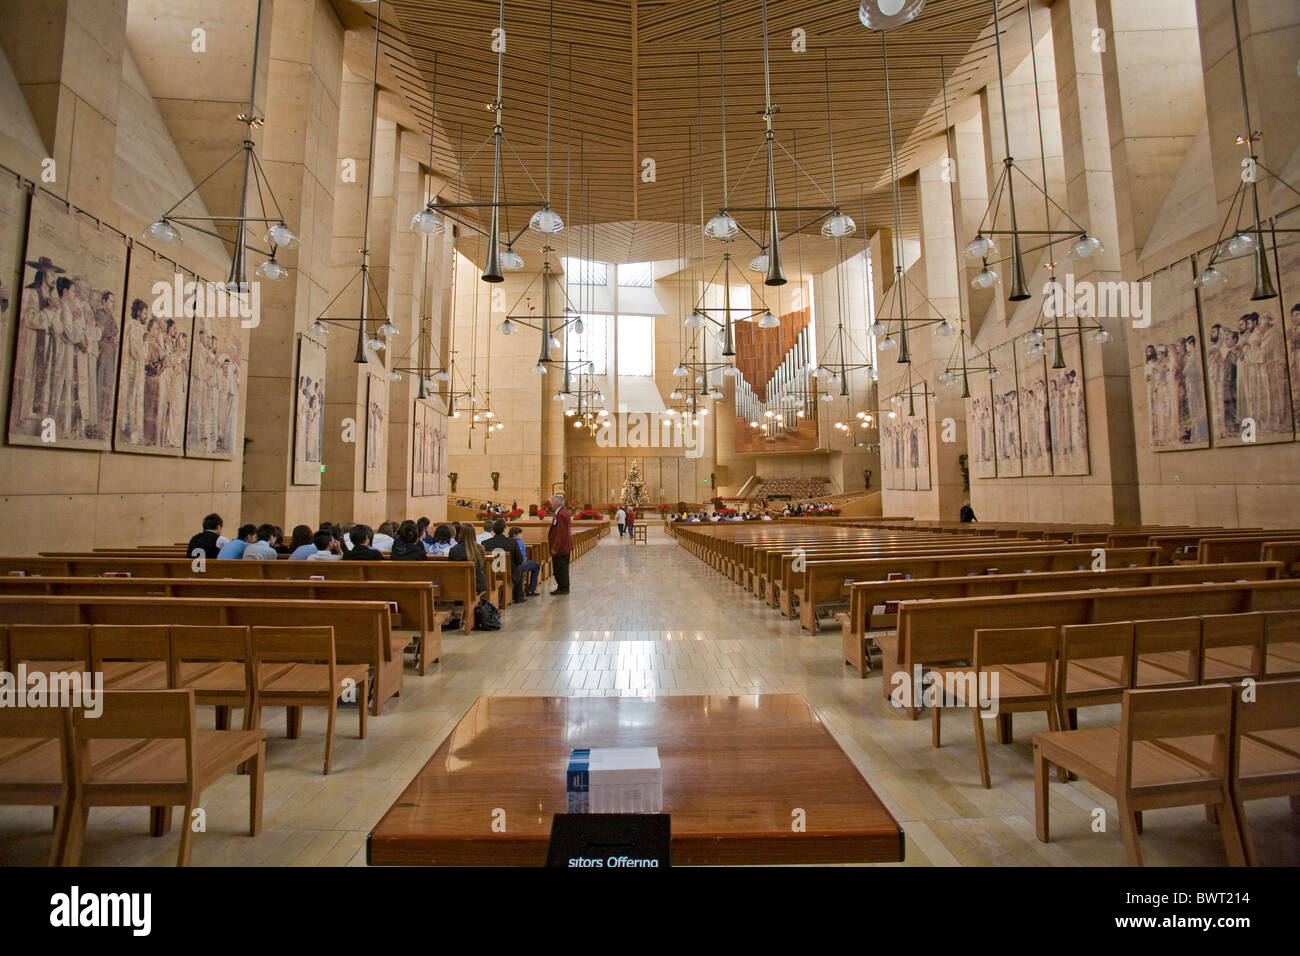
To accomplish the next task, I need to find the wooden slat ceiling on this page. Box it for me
[379,0,1043,273]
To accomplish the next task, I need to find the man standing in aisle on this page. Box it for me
[615,505,627,538]
[548,492,574,596]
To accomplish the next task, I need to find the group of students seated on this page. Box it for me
[672,511,771,522]
[185,512,542,601]
[777,502,835,516]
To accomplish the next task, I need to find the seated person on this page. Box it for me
[390,520,428,561]
[482,518,524,597]
[241,524,280,560]
[343,524,384,560]
[285,524,314,559]
[271,526,290,554]
[218,524,258,559]
[476,518,494,544]
[372,522,397,553]
[187,513,224,559]
[449,522,488,595]
[416,516,433,552]
[428,524,455,556]
[305,529,343,560]
[509,526,541,596]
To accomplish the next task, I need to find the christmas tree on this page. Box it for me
[618,460,652,509]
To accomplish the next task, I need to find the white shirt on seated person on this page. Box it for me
[306,549,342,561]
[372,532,394,552]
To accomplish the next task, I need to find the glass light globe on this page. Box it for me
[423,377,437,390]
[821,212,856,239]
[939,370,955,384]
[553,391,565,401]
[1027,328,1045,345]
[828,374,842,386]
[145,219,182,245]
[709,388,724,398]
[704,212,739,240]
[965,234,997,260]
[749,252,769,273]
[309,320,328,336]
[573,419,583,429]
[971,267,998,289]
[700,407,709,415]
[529,205,564,234]
[409,208,445,235]
[870,321,888,339]
[433,369,451,382]
[499,319,516,335]
[723,366,740,377]
[988,367,1000,380]
[500,248,525,271]
[533,362,548,374]
[935,321,954,337]
[758,310,780,328]
[859,0,926,30]
[670,389,683,400]
[1092,328,1110,344]
[1226,232,1256,258]
[672,365,687,377]
[598,409,609,417]
[1194,266,1227,292]
[1070,234,1104,259]
[388,370,402,382]
[820,392,834,402]
[1028,342,1046,356]
[378,320,398,337]
[264,221,299,249]
[549,336,561,350]
[367,335,386,351]
[573,317,584,335]
[564,407,576,416]
[879,335,898,351]
[256,257,287,280]
[868,367,878,383]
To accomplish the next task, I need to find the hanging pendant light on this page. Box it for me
[858,0,927,32]
[145,219,182,245]
[529,204,564,234]
[264,221,299,249]
[758,310,780,329]
[821,211,856,239]
[409,206,445,234]
[749,251,769,273]
[500,248,525,271]
[705,212,739,241]
[256,257,287,280]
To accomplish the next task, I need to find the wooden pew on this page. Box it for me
[880,579,1300,717]
[0,555,481,637]
[795,547,1161,631]
[0,595,404,715]
[1263,542,1300,577]
[1198,533,1300,565]
[837,560,1283,677]
[0,576,446,677]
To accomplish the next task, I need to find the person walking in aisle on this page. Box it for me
[616,506,627,538]
[625,507,635,539]
[548,492,574,595]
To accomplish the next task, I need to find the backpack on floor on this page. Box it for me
[474,600,502,631]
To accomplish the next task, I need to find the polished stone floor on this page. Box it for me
[1,525,1295,866]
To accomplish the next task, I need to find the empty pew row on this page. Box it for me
[877,578,1300,718]
[0,576,447,677]
[0,595,406,716]
[836,560,1284,677]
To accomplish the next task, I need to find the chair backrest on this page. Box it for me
[1200,612,1264,677]
[0,702,75,795]
[251,626,336,666]
[170,625,252,663]
[1134,617,1200,684]
[8,625,91,673]
[1262,610,1300,675]
[72,689,197,791]
[1232,677,1300,736]
[90,625,171,669]
[1060,621,1134,679]
[1118,684,1234,796]
[972,626,1059,670]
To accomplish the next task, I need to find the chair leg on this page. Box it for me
[248,742,264,837]
[214,705,231,731]
[1119,800,1144,866]
[1236,791,1256,866]
[1033,744,1050,842]
[1068,707,1078,730]
[997,712,1013,745]
[1216,790,1247,867]
[973,708,991,789]
[286,706,302,739]
[931,703,941,748]
[358,677,369,739]
[176,802,196,866]
[324,699,336,775]
[1291,794,1300,814]
[150,806,172,836]
[1205,803,1219,824]
[62,804,89,867]
[48,802,71,867]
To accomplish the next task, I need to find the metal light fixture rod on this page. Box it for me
[762,0,786,286]
[991,0,1030,301]
[482,0,507,283]
[1230,0,1276,300]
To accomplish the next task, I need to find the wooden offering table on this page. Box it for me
[368,694,903,866]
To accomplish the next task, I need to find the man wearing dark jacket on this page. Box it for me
[547,493,574,595]
[482,517,524,599]
[343,524,384,560]
[187,513,223,560]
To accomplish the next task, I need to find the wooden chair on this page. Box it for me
[1199,613,1264,682]
[1133,617,1201,689]
[91,625,171,690]
[1228,678,1300,865]
[1262,610,1300,678]
[1033,684,1246,867]
[249,626,369,775]
[7,624,90,676]
[932,626,1060,789]
[171,626,259,731]
[64,689,265,866]
[0,704,76,866]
